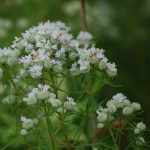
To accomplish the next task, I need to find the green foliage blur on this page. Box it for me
[0,0,150,149]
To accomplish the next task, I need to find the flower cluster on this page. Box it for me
[20,116,38,136]
[134,122,146,134]
[133,122,146,146]
[49,94,76,113]
[23,84,50,105]
[0,21,117,80]
[96,93,141,128]
[21,84,76,135]
[23,84,76,110]
[0,47,18,66]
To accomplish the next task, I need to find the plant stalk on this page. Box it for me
[80,0,87,31]
[109,127,119,150]
[43,103,56,150]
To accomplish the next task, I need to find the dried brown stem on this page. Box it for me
[80,0,87,31]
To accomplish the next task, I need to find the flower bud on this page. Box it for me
[134,128,141,134]
[7,56,17,66]
[122,106,134,116]
[97,123,104,129]
[20,129,28,136]
[136,137,145,146]
[36,91,50,100]
[97,113,108,123]
[136,122,146,131]
[132,102,141,111]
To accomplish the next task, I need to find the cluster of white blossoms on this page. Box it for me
[134,122,146,134]
[21,84,76,135]
[23,84,76,111]
[0,47,18,66]
[20,116,38,136]
[23,84,50,105]
[96,93,142,129]
[134,122,146,146]
[136,136,146,146]
[49,94,76,113]
[0,21,117,81]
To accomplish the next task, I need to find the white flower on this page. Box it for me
[21,116,34,129]
[23,96,37,105]
[57,107,63,113]
[122,106,134,116]
[70,62,80,76]
[36,91,50,100]
[136,137,145,146]
[44,58,52,69]
[24,84,50,104]
[7,55,17,66]
[136,122,146,131]
[19,55,33,65]
[97,112,108,123]
[69,40,79,48]
[51,60,62,72]
[107,104,117,114]
[64,97,76,110]
[131,102,141,111]
[98,57,108,70]
[134,128,141,134]
[69,52,78,60]
[77,31,92,42]
[106,62,117,77]
[20,129,28,136]
[55,48,66,58]
[48,93,62,108]
[113,93,126,101]
[29,65,43,78]
[6,20,117,78]
[78,60,90,73]
[59,33,73,44]
[97,123,104,129]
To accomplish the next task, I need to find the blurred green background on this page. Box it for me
[0,0,150,148]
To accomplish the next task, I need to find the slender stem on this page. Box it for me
[10,78,19,94]
[109,127,119,150]
[118,116,122,149]
[73,75,92,144]
[60,114,71,150]
[43,103,56,150]
[80,0,87,31]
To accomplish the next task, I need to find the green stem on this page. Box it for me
[43,103,56,150]
[109,127,119,150]
[73,75,92,144]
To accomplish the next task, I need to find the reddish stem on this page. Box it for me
[80,0,87,31]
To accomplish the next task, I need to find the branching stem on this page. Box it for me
[109,127,119,150]
[43,102,56,150]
